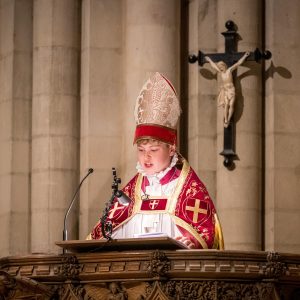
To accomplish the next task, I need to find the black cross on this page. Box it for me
[189,20,271,169]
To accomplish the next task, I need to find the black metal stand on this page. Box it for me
[100,194,115,240]
[100,168,122,240]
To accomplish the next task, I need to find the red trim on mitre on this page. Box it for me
[134,124,177,145]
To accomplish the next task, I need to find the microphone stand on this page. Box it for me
[63,168,94,244]
[100,168,122,240]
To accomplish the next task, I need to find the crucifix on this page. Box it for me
[188,20,271,169]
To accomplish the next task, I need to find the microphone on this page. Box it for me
[100,168,131,240]
[115,190,131,206]
[63,168,94,241]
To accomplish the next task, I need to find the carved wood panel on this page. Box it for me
[1,250,299,299]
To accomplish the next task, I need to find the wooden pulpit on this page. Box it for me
[0,237,300,299]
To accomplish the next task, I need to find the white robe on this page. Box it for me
[112,156,182,239]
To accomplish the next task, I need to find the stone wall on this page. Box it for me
[0,0,299,256]
[264,0,300,253]
[0,0,32,255]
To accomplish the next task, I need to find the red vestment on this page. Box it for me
[89,159,224,249]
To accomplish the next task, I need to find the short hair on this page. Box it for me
[136,138,172,148]
[137,138,163,146]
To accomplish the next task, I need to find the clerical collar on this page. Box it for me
[136,152,178,180]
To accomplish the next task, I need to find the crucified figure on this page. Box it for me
[205,51,250,128]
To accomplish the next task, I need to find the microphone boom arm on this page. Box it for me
[63,168,93,241]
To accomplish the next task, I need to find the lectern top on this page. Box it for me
[56,237,188,253]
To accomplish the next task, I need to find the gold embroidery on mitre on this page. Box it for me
[134,72,181,129]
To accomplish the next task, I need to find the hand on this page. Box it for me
[204,56,211,62]
[175,236,196,249]
[245,51,250,57]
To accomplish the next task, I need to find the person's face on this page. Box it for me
[137,140,175,175]
[217,62,227,72]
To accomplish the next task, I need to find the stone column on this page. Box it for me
[0,0,32,256]
[79,0,123,238]
[265,0,300,253]
[216,1,262,250]
[122,0,181,181]
[31,0,80,253]
[188,0,218,200]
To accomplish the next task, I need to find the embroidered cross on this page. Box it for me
[108,202,123,218]
[186,199,208,223]
[149,199,159,210]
